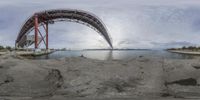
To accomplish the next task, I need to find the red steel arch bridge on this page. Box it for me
[15,9,113,50]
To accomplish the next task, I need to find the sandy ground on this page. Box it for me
[1,54,200,100]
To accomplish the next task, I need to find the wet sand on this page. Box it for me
[0,54,200,100]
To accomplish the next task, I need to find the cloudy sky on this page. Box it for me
[1,0,200,49]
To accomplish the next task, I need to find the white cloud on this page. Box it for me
[1,0,200,49]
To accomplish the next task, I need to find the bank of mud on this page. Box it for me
[0,54,200,100]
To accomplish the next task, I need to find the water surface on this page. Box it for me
[33,50,200,60]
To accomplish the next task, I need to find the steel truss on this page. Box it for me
[16,9,113,49]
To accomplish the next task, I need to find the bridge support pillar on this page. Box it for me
[34,14,49,51]
[34,14,49,50]
[34,14,39,49]
[45,23,48,50]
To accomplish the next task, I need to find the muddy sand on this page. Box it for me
[0,54,200,100]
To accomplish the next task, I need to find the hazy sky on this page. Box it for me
[1,0,200,49]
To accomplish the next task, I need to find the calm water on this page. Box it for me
[33,50,200,60]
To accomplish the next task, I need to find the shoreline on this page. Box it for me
[0,52,7,55]
[0,50,55,57]
[167,50,200,55]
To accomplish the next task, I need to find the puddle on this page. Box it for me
[193,65,200,69]
[0,66,3,68]
[167,78,197,86]
[161,93,172,97]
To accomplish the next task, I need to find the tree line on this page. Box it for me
[0,45,13,51]
[168,46,200,51]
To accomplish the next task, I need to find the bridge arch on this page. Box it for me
[15,9,113,49]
